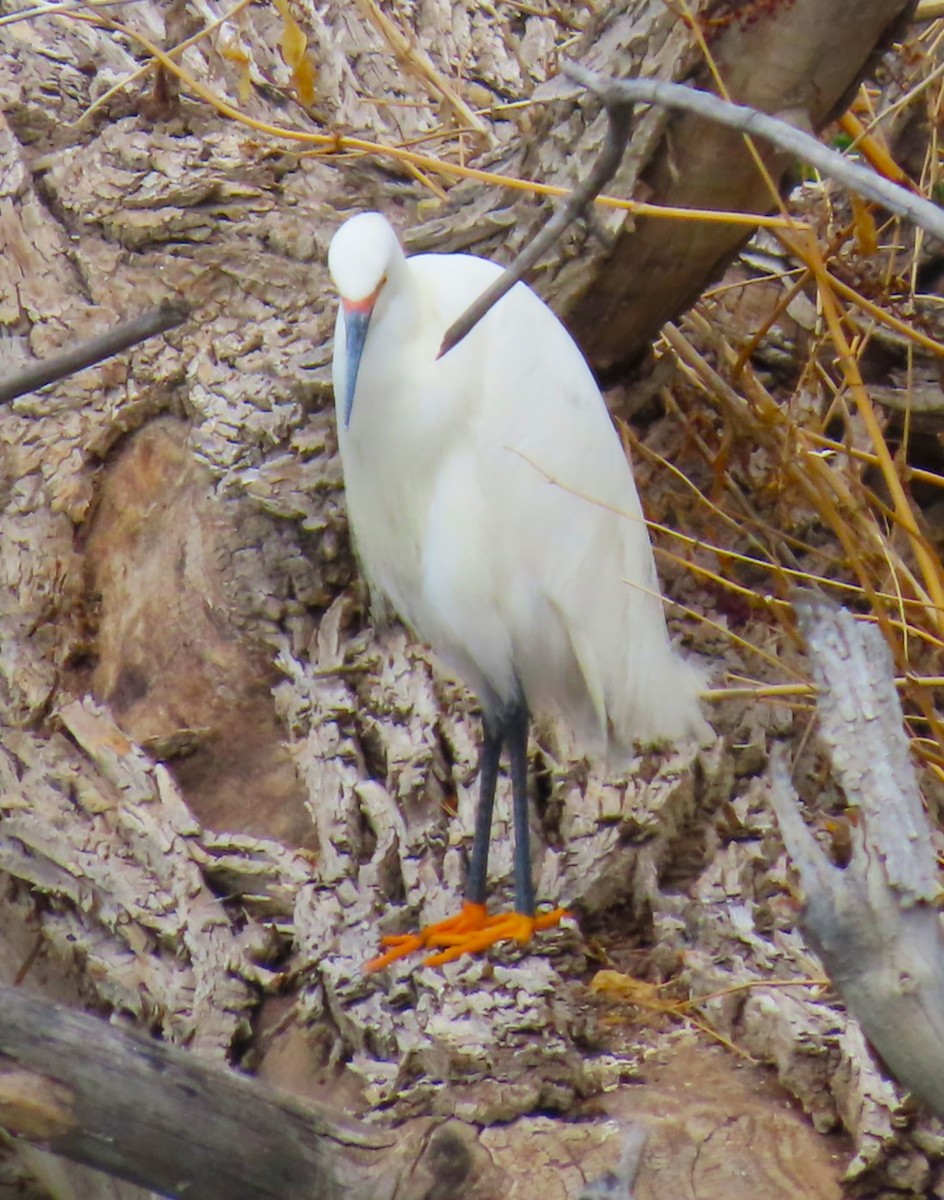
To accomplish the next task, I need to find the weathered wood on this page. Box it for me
[0,982,381,1199]
[0,302,189,407]
[566,65,944,242]
[0,976,856,1200]
[83,418,321,845]
[445,61,944,361]
[0,982,520,1200]
[768,596,944,1118]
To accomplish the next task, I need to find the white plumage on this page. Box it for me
[330,211,705,756]
[328,210,707,968]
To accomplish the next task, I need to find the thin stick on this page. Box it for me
[439,61,944,357]
[0,300,190,406]
[437,90,633,358]
[568,64,944,240]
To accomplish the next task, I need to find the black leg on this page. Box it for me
[466,713,503,906]
[506,702,534,916]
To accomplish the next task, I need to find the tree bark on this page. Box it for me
[768,597,944,1120]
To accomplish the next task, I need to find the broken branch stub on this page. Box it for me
[768,596,944,1117]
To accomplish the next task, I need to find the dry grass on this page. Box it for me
[641,17,944,792]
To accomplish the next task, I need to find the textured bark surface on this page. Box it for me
[0,2,934,1198]
[0,983,385,1200]
[770,599,944,1120]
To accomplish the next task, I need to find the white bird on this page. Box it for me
[328,211,708,969]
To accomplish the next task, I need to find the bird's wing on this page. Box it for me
[415,255,706,751]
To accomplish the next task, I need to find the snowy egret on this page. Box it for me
[328,211,707,970]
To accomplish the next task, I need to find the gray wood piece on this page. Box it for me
[768,596,944,1118]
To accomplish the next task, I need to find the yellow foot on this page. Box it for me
[364,900,570,972]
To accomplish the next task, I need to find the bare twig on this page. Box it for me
[566,64,944,241]
[440,61,944,357]
[0,300,190,406]
[437,91,632,358]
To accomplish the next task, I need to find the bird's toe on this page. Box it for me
[365,902,570,971]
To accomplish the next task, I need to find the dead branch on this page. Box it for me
[437,98,632,359]
[768,596,944,1118]
[442,61,944,356]
[0,981,379,1198]
[0,982,497,1200]
[566,65,944,242]
[0,980,646,1199]
[0,301,190,406]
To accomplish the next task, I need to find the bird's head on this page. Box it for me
[328,212,401,427]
